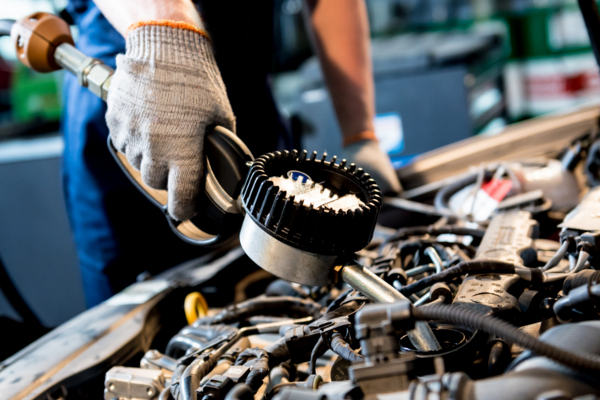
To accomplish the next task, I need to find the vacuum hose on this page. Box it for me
[413,304,600,372]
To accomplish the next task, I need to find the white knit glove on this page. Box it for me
[106,23,235,221]
[341,140,402,195]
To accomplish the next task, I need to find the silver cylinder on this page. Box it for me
[54,43,113,100]
[239,214,337,286]
[54,42,90,76]
[340,262,441,352]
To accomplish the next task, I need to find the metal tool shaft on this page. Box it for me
[55,43,113,100]
[340,262,441,352]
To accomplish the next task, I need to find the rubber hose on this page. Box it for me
[265,337,292,365]
[553,284,600,322]
[236,348,271,390]
[434,173,478,213]
[563,270,600,294]
[168,325,238,357]
[330,333,364,363]
[165,334,207,358]
[0,19,14,37]
[170,364,186,400]
[180,356,217,400]
[309,336,328,374]
[224,384,254,400]
[412,304,600,372]
[235,338,291,391]
[399,261,516,297]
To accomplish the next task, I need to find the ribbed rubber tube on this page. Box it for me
[413,304,600,372]
[398,261,516,297]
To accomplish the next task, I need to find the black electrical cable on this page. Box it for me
[0,19,14,37]
[235,338,291,392]
[0,253,42,326]
[309,336,328,374]
[398,260,516,297]
[412,304,600,372]
[330,333,363,363]
[236,348,270,390]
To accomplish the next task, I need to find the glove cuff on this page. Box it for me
[342,131,378,148]
[125,21,213,68]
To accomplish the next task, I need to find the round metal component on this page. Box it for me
[340,263,441,352]
[239,214,337,286]
[240,150,382,257]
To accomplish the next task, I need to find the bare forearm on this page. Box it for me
[92,0,202,36]
[304,0,375,141]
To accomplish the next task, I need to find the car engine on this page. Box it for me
[4,125,600,400]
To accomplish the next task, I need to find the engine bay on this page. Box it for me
[4,109,600,400]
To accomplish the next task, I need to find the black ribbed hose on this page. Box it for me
[413,304,600,372]
[398,261,516,297]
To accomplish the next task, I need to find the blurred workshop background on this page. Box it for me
[0,0,598,353]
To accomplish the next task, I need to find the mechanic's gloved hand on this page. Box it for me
[341,140,402,195]
[107,22,235,221]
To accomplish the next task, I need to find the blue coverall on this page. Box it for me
[63,1,291,307]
